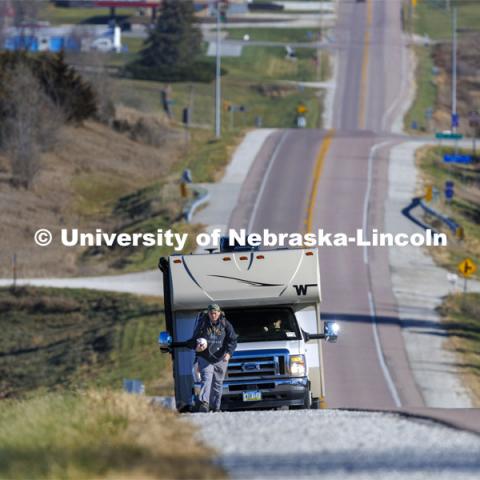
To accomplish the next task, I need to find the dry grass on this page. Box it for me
[0,120,182,278]
[0,390,225,480]
[416,145,480,276]
[438,293,480,406]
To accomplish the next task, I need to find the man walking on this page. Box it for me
[188,303,237,412]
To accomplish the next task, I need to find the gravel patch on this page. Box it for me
[189,410,480,480]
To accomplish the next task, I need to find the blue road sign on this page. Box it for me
[451,113,459,128]
[445,188,454,200]
[443,154,472,164]
[444,180,454,200]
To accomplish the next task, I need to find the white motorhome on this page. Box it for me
[158,246,339,411]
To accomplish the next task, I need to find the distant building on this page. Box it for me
[2,24,122,53]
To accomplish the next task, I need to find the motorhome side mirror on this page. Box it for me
[324,321,340,343]
[158,331,173,353]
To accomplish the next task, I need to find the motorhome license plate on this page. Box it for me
[242,391,262,402]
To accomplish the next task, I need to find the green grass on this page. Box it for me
[227,28,320,43]
[404,1,480,133]
[76,176,203,272]
[178,129,245,183]
[71,174,133,218]
[416,145,480,273]
[438,293,480,403]
[0,391,224,480]
[404,46,437,133]
[0,287,171,397]
[40,4,132,25]
[412,0,480,40]
[113,44,326,131]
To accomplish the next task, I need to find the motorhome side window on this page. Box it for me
[224,308,300,343]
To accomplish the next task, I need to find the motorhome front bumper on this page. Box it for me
[219,377,309,410]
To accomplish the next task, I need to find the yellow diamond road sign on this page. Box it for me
[297,104,307,114]
[458,258,477,277]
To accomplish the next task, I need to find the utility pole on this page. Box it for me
[452,6,457,131]
[452,7,458,153]
[215,1,222,139]
[12,253,17,291]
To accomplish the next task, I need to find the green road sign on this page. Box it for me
[435,132,463,140]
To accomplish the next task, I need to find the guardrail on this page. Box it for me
[418,199,461,235]
[401,197,462,238]
[182,185,210,223]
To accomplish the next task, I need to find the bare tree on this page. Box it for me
[2,63,63,188]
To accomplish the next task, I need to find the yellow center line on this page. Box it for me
[358,0,374,129]
[304,129,335,233]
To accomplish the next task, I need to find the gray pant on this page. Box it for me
[198,356,228,410]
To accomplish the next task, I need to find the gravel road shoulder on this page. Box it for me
[189,409,480,480]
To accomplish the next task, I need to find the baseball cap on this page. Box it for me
[208,303,221,312]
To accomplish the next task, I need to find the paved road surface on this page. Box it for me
[230,0,423,410]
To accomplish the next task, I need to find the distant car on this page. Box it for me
[91,37,114,53]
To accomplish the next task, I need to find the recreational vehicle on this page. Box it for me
[158,246,339,410]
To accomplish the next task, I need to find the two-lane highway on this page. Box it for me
[230,0,424,409]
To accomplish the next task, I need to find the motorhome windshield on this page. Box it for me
[225,308,301,343]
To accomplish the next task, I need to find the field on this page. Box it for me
[0,287,171,397]
[412,0,480,41]
[226,28,321,43]
[40,3,133,25]
[111,38,328,131]
[0,286,225,479]
[404,1,480,133]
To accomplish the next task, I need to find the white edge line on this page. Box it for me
[247,131,289,233]
[363,140,402,408]
[362,141,390,264]
[368,290,402,408]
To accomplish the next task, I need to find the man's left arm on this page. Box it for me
[223,321,238,360]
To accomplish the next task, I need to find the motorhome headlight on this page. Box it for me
[289,354,306,377]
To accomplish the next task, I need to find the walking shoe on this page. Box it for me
[198,402,209,413]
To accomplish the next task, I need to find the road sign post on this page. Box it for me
[457,258,477,292]
[425,107,433,132]
[444,180,454,203]
[425,185,433,202]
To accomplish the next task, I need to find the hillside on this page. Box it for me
[0,116,187,278]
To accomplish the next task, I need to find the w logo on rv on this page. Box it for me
[293,284,317,296]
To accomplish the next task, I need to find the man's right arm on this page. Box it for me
[186,312,204,349]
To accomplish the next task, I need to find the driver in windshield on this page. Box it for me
[263,318,284,335]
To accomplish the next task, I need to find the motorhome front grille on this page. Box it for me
[226,354,287,379]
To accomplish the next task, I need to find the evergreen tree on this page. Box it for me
[139,0,202,70]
